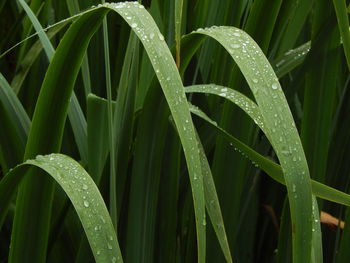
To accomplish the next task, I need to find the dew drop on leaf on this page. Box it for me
[231,43,240,49]
[158,33,164,41]
[107,243,113,250]
[271,83,278,90]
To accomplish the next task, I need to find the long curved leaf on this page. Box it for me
[189,103,350,207]
[10,3,206,262]
[9,8,108,263]
[1,153,122,263]
[191,26,314,262]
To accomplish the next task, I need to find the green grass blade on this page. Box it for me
[311,196,322,263]
[277,199,292,263]
[87,94,115,184]
[112,32,138,215]
[185,84,265,132]
[66,0,91,96]
[192,26,313,262]
[104,2,206,261]
[100,0,118,230]
[17,0,54,61]
[68,94,88,164]
[17,0,88,163]
[272,42,311,78]
[0,72,30,144]
[0,72,29,171]
[189,103,350,207]
[9,3,206,261]
[10,22,68,94]
[333,0,350,71]
[336,206,350,262]
[270,0,313,57]
[196,133,233,263]
[9,8,107,263]
[175,0,184,68]
[124,83,169,262]
[0,153,122,263]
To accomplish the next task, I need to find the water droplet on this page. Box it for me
[233,32,241,37]
[83,200,90,207]
[97,250,101,255]
[281,150,290,155]
[131,23,137,28]
[202,218,206,226]
[271,83,278,90]
[158,33,164,41]
[82,184,88,190]
[292,184,296,193]
[107,243,113,250]
[252,78,258,83]
[231,43,240,49]
[150,32,155,39]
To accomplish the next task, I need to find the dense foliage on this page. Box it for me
[1,0,350,262]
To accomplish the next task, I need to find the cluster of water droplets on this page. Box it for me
[106,0,189,116]
[276,43,311,68]
[34,154,119,261]
[188,85,265,130]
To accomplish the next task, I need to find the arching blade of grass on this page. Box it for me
[11,22,69,93]
[17,0,88,163]
[189,103,350,207]
[185,84,265,132]
[9,8,108,263]
[0,153,122,263]
[104,3,206,261]
[192,26,314,262]
[9,3,206,262]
